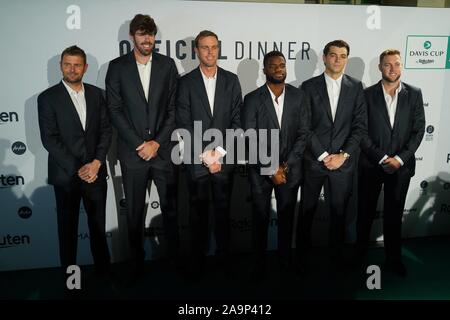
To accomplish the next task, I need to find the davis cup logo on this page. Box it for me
[405,35,448,69]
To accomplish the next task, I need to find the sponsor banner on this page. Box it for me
[405,35,450,69]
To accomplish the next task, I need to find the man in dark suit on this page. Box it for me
[176,30,242,274]
[242,51,309,278]
[38,45,111,275]
[356,49,425,277]
[296,40,367,270]
[105,14,179,278]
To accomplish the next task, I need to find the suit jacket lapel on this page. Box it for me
[84,84,94,131]
[126,51,147,105]
[393,84,408,132]
[148,52,159,109]
[212,68,225,119]
[316,74,333,122]
[334,75,349,124]
[280,85,291,132]
[279,85,294,157]
[193,67,213,119]
[261,85,280,130]
[376,81,393,130]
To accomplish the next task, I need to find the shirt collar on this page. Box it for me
[382,81,402,97]
[266,84,285,102]
[136,54,152,67]
[324,72,343,87]
[200,66,217,80]
[62,80,84,95]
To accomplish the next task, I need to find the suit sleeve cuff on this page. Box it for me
[394,155,404,166]
[93,158,104,166]
[215,146,227,157]
[318,151,329,162]
[379,155,388,165]
[135,141,146,150]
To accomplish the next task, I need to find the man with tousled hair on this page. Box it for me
[106,14,180,281]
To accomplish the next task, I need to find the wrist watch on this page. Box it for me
[340,150,350,159]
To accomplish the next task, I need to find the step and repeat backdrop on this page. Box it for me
[1,0,450,271]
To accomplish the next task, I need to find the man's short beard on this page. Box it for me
[382,74,401,83]
[266,75,286,84]
[137,45,152,56]
[63,76,82,84]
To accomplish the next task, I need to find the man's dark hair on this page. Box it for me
[61,45,86,64]
[263,51,286,68]
[194,30,219,48]
[129,14,157,36]
[323,40,350,56]
[379,49,401,64]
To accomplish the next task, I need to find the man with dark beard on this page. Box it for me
[241,51,309,279]
[105,14,179,282]
[356,49,425,277]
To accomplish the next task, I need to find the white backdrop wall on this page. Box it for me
[1,0,449,271]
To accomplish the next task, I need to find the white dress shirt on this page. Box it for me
[318,73,343,162]
[200,67,217,115]
[324,72,343,122]
[199,67,226,157]
[62,80,87,130]
[379,82,404,166]
[382,82,402,128]
[267,84,285,128]
[136,55,152,101]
